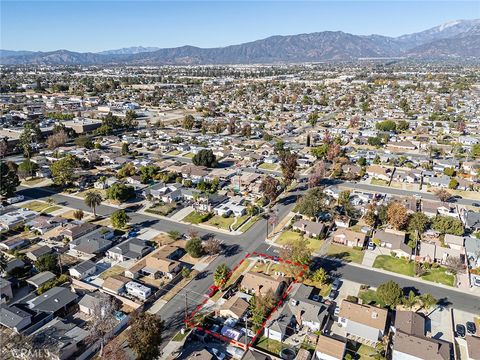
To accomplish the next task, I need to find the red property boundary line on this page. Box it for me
[184,252,308,351]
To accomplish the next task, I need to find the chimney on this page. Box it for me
[296,310,303,328]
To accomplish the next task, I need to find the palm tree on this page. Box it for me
[0,253,8,274]
[84,190,102,218]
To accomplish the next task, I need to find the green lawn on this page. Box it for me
[182,211,212,224]
[373,255,415,276]
[205,215,235,230]
[370,178,389,186]
[146,203,177,216]
[239,216,260,232]
[276,230,324,252]
[172,330,190,342]
[255,336,288,355]
[326,244,365,264]
[358,289,387,308]
[22,177,44,185]
[232,215,250,231]
[259,162,278,170]
[421,267,455,287]
[167,150,181,156]
[23,201,59,214]
[183,152,195,159]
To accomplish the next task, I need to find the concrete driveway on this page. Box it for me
[362,250,378,267]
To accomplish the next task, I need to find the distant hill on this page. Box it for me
[1,19,479,65]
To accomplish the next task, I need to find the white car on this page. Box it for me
[6,195,24,204]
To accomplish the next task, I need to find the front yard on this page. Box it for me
[370,178,389,186]
[146,202,178,216]
[325,243,365,264]
[276,230,324,252]
[358,289,386,308]
[23,201,61,214]
[421,267,455,287]
[204,215,236,230]
[373,255,415,276]
[182,211,212,224]
[258,162,278,171]
[238,215,260,232]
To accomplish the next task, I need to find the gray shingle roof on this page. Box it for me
[28,287,78,313]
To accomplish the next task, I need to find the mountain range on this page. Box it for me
[1,19,479,65]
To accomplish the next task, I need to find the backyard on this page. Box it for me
[325,243,365,264]
[255,336,289,355]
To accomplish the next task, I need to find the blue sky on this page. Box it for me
[1,1,479,52]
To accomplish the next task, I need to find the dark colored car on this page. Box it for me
[466,321,476,335]
[206,285,219,298]
[472,203,480,207]
[327,290,338,301]
[456,324,466,338]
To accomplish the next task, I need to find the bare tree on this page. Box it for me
[308,161,326,188]
[203,237,221,255]
[433,188,451,203]
[46,130,68,150]
[87,296,120,356]
[445,256,465,275]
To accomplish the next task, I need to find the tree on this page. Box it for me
[111,210,130,229]
[121,143,129,155]
[403,290,418,309]
[0,161,20,198]
[181,267,191,279]
[448,179,459,189]
[183,114,195,129]
[311,268,328,284]
[408,212,430,239]
[308,112,319,126]
[106,183,135,203]
[260,176,281,205]
[418,293,437,310]
[433,188,451,203]
[167,230,182,240]
[296,188,329,222]
[203,238,221,255]
[192,149,217,168]
[280,236,311,265]
[84,190,102,217]
[432,215,464,236]
[311,144,329,159]
[128,312,163,360]
[103,337,128,360]
[214,264,230,287]
[250,289,276,332]
[376,281,403,309]
[375,120,397,132]
[88,297,119,357]
[241,124,252,138]
[0,137,9,158]
[387,202,409,230]
[74,136,94,149]
[17,159,38,179]
[50,154,79,186]
[338,190,351,207]
[35,253,58,272]
[363,203,377,227]
[308,161,326,188]
[117,163,136,178]
[185,238,203,258]
[444,256,465,275]
[46,130,68,150]
[280,151,298,186]
[73,209,84,220]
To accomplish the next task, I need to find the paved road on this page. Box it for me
[16,183,480,346]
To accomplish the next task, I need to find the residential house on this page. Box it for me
[240,271,287,297]
[0,237,28,251]
[373,229,412,258]
[444,234,465,251]
[26,271,56,289]
[466,336,480,360]
[78,291,111,315]
[464,211,480,231]
[102,275,130,295]
[421,200,457,218]
[26,215,67,235]
[106,237,152,262]
[69,260,97,280]
[337,300,388,345]
[332,228,367,248]
[366,165,392,182]
[69,230,114,258]
[125,246,182,280]
[0,278,13,302]
[315,335,347,360]
[214,196,247,217]
[61,222,97,241]
[418,241,463,265]
[26,287,78,315]
[219,294,250,320]
[0,304,33,332]
[26,245,53,262]
[265,284,329,341]
[181,164,209,184]
[0,208,38,233]
[30,318,89,360]
[292,219,326,238]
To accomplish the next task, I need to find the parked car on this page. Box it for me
[466,321,476,335]
[367,241,376,250]
[456,324,466,338]
[209,347,226,360]
[312,294,321,302]
[331,278,342,291]
[206,285,218,298]
[327,290,338,301]
[6,195,24,204]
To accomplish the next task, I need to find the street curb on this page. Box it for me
[343,260,480,298]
